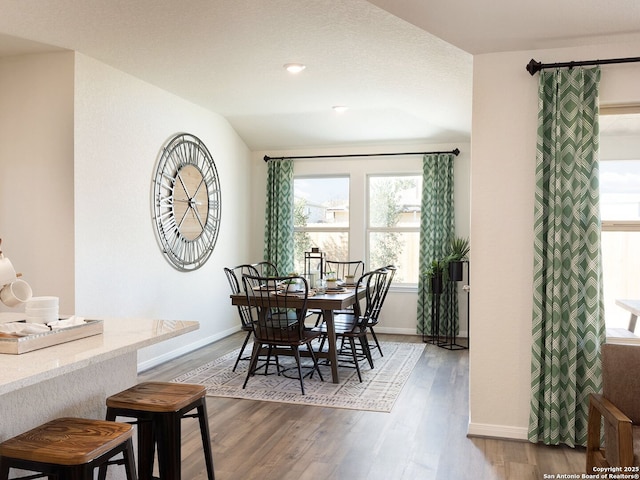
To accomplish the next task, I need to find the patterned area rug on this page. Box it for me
[172,341,425,412]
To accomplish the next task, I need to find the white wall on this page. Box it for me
[470,41,640,439]
[73,53,252,369]
[250,143,471,334]
[0,52,75,314]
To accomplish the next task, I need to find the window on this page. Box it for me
[293,176,349,274]
[367,175,422,285]
[601,159,640,329]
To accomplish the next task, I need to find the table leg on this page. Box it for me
[323,309,339,383]
[629,313,638,333]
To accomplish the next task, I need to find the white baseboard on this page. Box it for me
[137,326,469,372]
[467,422,529,441]
[376,326,469,338]
[136,325,241,372]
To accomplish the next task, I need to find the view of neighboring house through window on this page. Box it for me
[600,111,640,330]
[293,176,349,275]
[600,159,640,329]
[368,174,421,285]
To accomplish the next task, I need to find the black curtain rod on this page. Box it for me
[526,56,640,76]
[263,148,460,162]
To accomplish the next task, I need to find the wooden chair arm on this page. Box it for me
[590,393,634,427]
[587,393,634,473]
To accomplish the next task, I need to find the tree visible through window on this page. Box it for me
[368,175,421,284]
[293,177,349,274]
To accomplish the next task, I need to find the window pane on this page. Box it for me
[600,160,640,221]
[293,231,348,274]
[369,176,421,228]
[602,230,640,329]
[294,177,349,228]
[369,231,420,284]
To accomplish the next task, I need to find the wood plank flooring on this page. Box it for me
[138,332,586,480]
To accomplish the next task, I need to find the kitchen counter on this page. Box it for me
[0,316,199,450]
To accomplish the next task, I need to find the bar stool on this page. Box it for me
[100,381,215,480]
[0,417,137,480]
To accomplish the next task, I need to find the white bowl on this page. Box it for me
[27,296,59,308]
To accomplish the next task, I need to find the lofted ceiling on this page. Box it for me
[0,0,638,150]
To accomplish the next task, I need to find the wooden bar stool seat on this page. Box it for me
[100,381,214,480]
[0,417,137,480]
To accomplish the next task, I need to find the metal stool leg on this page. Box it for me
[196,399,215,480]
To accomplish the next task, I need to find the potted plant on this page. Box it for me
[425,259,446,294]
[283,278,299,292]
[325,271,338,289]
[446,237,469,282]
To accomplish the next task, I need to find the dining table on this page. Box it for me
[230,286,365,383]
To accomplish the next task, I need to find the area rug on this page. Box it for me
[172,341,425,412]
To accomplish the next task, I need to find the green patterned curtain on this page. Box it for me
[417,153,457,335]
[528,67,606,448]
[263,159,294,274]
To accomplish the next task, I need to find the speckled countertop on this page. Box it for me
[0,316,198,395]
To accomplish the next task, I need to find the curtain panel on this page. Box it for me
[417,153,457,336]
[263,159,294,274]
[528,67,606,447]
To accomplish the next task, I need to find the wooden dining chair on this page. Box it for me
[241,273,324,395]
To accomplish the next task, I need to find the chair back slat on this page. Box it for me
[325,260,365,282]
[224,264,261,329]
[242,274,309,345]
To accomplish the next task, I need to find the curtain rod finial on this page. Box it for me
[453,148,460,156]
[263,155,271,162]
[526,59,542,76]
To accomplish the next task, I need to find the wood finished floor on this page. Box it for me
[138,332,586,480]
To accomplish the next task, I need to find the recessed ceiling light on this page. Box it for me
[284,63,306,74]
[332,105,348,113]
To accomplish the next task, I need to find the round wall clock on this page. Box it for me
[152,133,221,271]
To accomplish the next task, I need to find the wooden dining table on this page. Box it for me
[230,286,365,383]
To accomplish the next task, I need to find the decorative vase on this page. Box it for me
[449,261,463,282]
[430,274,443,294]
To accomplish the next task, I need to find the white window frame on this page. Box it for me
[293,175,351,271]
[366,173,422,289]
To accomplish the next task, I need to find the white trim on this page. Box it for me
[137,325,241,372]
[467,422,529,441]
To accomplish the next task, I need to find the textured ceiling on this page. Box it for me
[0,0,637,150]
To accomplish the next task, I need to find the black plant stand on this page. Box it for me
[422,274,444,345]
[438,261,469,350]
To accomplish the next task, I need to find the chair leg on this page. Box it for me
[156,413,181,480]
[196,400,216,480]
[349,337,362,382]
[292,346,305,395]
[369,326,383,356]
[232,331,252,372]
[243,344,261,389]
[0,457,10,480]
[360,335,374,369]
[122,437,138,480]
[307,341,324,382]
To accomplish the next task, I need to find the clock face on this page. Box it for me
[152,133,221,271]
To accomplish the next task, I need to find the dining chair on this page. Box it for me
[314,268,388,381]
[324,260,365,283]
[224,263,262,371]
[241,273,324,395]
[312,259,365,327]
[255,260,279,277]
[365,265,396,357]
